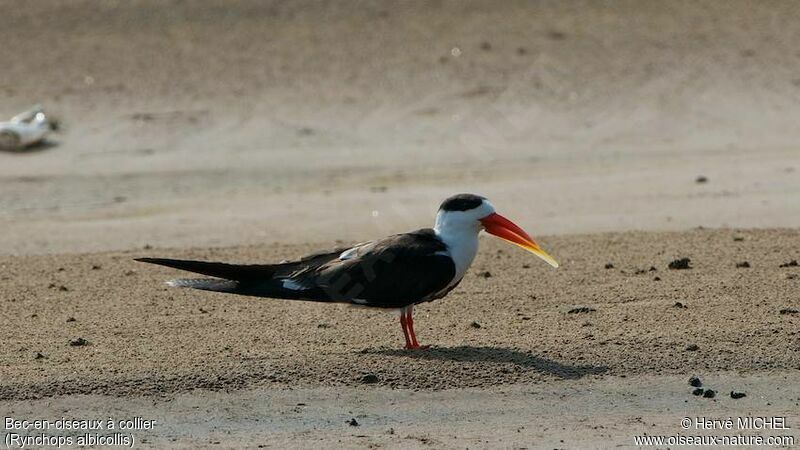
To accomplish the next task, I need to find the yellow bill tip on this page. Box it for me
[533,249,559,268]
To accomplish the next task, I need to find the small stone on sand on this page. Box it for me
[69,337,90,347]
[668,258,692,270]
[359,374,379,384]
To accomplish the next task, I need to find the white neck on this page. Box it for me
[433,211,482,287]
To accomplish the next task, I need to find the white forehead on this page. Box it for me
[434,199,495,229]
[470,199,495,218]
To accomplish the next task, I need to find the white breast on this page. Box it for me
[434,227,480,289]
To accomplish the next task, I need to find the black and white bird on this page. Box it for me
[136,194,558,349]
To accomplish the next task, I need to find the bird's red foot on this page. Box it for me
[404,344,430,350]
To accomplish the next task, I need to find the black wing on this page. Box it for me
[290,229,456,308]
[136,229,457,309]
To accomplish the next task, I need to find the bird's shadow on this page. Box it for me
[368,345,608,380]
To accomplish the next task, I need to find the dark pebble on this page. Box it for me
[673,302,686,309]
[695,175,708,184]
[567,307,596,314]
[479,271,492,278]
[359,374,380,384]
[736,261,750,268]
[779,308,798,315]
[779,260,798,268]
[730,391,746,399]
[604,263,614,269]
[35,352,46,360]
[689,376,702,387]
[686,344,699,351]
[733,236,744,241]
[653,276,661,281]
[668,258,692,270]
[692,388,704,396]
[66,317,76,322]
[702,389,716,398]
[69,337,90,347]
[470,321,482,329]
[347,418,359,427]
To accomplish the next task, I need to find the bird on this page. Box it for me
[135,193,558,349]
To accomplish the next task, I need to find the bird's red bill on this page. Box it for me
[480,213,559,268]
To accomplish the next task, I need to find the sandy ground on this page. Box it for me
[2,0,800,448]
[4,373,799,448]
[2,229,800,447]
[2,228,800,397]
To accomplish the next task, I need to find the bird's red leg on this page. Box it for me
[406,307,419,347]
[399,311,412,349]
[405,306,429,350]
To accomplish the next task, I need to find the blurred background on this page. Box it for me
[1,0,798,254]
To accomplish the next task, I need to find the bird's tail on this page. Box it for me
[135,257,277,281]
[134,257,312,300]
